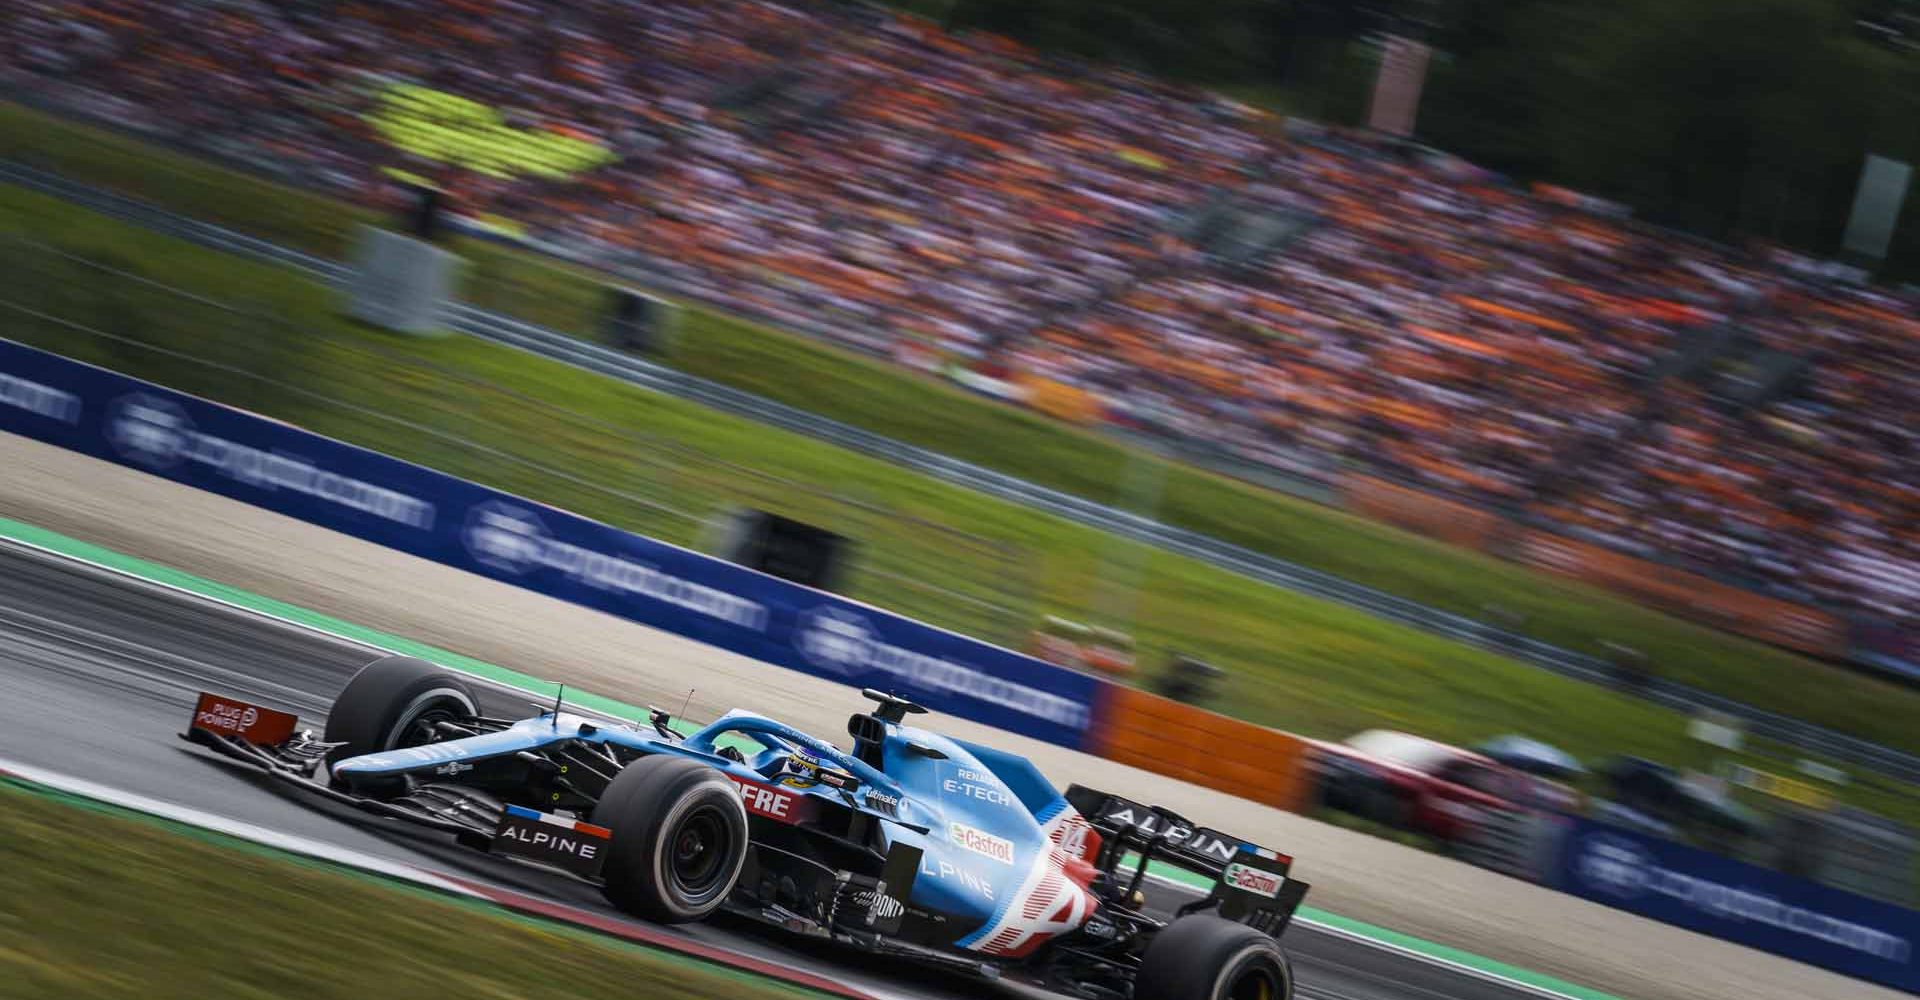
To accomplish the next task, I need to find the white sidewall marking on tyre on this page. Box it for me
[0,535,1620,1000]
[649,777,749,920]
[381,686,479,749]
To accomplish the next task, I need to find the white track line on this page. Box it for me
[1135,867,1601,1000]
[0,531,1611,1000]
[0,755,472,894]
[0,756,894,1000]
[0,533,609,716]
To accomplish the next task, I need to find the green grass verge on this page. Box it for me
[5,100,1911,768]
[7,184,1920,841]
[0,781,824,1000]
[4,101,1914,765]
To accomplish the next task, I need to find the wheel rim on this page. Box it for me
[378,686,478,752]
[667,805,734,904]
[1225,959,1283,1000]
[396,705,461,748]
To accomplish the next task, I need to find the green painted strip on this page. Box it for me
[1116,853,1623,1000]
[0,516,653,724]
[0,514,1622,1000]
[1121,848,1628,998]
[0,775,830,999]
[1296,909,1625,1000]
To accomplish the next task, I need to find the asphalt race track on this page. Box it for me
[0,537,1553,1000]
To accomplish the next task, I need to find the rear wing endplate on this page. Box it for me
[1065,784,1309,936]
[1066,784,1279,877]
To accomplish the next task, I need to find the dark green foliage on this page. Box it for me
[1419,0,1919,276]
[910,0,1920,277]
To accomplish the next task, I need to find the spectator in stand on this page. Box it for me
[9,0,1914,623]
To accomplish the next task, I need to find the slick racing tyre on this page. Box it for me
[1135,915,1294,1000]
[1363,784,1412,830]
[594,756,750,923]
[323,655,479,767]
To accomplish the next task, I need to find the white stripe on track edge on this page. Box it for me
[0,530,1611,1000]
[0,532,607,715]
[0,755,473,894]
[1134,864,1605,1000]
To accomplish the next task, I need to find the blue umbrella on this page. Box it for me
[1474,735,1586,778]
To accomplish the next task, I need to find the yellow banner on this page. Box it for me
[1728,764,1835,810]
[364,84,616,181]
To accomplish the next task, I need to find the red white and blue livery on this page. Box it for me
[184,656,1309,1000]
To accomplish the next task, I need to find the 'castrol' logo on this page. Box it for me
[949,822,1016,865]
[1223,862,1284,898]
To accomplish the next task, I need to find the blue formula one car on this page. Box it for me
[186,655,1309,1000]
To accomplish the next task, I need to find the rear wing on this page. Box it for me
[1065,784,1309,937]
[1066,785,1273,877]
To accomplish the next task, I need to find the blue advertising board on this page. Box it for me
[0,339,1099,749]
[1552,818,1920,992]
[1853,619,1920,683]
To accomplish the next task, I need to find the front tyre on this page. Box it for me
[323,655,479,766]
[1135,915,1294,1000]
[593,756,749,923]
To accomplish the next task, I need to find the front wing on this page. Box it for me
[182,690,614,877]
[179,691,926,924]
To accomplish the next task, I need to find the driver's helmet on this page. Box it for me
[774,746,845,788]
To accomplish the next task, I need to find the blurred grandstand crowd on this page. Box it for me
[6,0,1915,624]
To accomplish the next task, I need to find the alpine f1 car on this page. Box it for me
[185,655,1310,1000]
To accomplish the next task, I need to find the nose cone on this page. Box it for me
[328,751,415,797]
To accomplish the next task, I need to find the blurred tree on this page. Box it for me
[1561,0,1878,231]
[947,0,1382,85]
[905,0,1918,276]
[1421,0,1918,274]
[1417,0,1568,177]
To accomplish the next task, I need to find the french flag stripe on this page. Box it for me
[504,805,611,839]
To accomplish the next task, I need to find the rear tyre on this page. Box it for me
[593,756,749,923]
[323,655,479,767]
[1363,783,1412,830]
[1135,915,1293,1000]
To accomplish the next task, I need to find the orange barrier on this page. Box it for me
[1508,530,1849,658]
[1091,686,1312,813]
[1342,475,1506,550]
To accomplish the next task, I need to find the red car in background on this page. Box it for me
[1312,730,1578,844]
